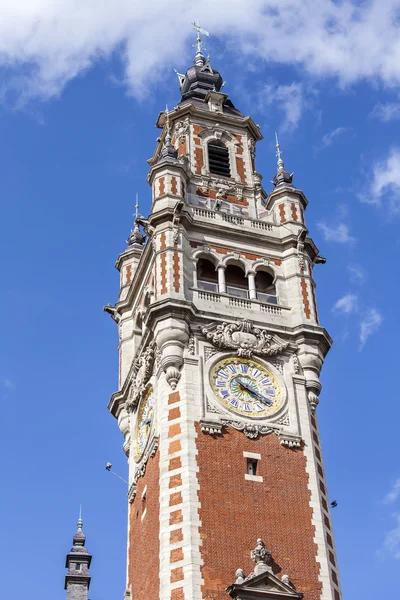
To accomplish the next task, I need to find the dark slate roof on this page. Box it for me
[178,61,243,117]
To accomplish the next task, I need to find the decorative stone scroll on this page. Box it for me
[201,319,292,359]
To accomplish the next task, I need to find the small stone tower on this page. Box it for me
[64,515,92,600]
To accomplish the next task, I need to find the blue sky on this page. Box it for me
[1,2,400,599]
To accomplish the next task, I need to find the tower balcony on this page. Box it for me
[192,286,289,325]
[189,204,276,234]
[198,280,278,305]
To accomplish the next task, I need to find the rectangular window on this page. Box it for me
[208,143,231,177]
[247,458,258,476]
[75,563,81,571]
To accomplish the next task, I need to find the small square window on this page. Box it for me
[75,563,81,571]
[247,458,258,476]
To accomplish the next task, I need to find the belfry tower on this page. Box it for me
[107,27,342,600]
[64,515,92,600]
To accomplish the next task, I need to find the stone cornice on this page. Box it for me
[265,186,309,210]
[115,244,145,272]
[108,298,332,420]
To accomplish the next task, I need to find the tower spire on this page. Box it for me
[275,132,284,171]
[77,505,82,531]
[272,132,294,188]
[64,513,92,600]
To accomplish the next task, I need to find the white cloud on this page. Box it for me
[317,222,355,244]
[359,308,383,349]
[333,293,358,315]
[321,127,347,148]
[371,101,400,122]
[348,264,366,285]
[1,377,15,390]
[365,148,400,211]
[381,514,400,560]
[384,480,400,505]
[1,1,400,103]
[262,82,305,131]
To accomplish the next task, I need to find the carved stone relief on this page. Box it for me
[201,319,293,358]
[204,346,218,361]
[187,336,196,356]
[174,119,189,143]
[126,342,156,412]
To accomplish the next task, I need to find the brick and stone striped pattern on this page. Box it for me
[159,388,203,600]
[310,414,341,599]
[293,376,342,600]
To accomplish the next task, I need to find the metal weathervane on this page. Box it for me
[192,20,210,65]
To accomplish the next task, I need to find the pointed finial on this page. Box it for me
[192,20,210,66]
[272,133,294,188]
[128,193,145,247]
[165,105,171,137]
[77,505,83,531]
[135,193,139,222]
[275,132,284,170]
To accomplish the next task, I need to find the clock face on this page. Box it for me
[210,357,282,418]
[136,388,154,459]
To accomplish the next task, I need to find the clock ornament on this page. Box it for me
[210,357,283,419]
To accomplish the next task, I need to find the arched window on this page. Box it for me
[196,258,218,292]
[255,271,277,304]
[225,264,248,298]
[208,141,231,177]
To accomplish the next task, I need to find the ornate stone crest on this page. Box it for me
[250,539,273,575]
[201,319,292,358]
[174,119,189,143]
[126,342,156,412]
[228,538,300,599]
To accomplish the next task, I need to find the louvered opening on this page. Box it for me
[208,142,231,177]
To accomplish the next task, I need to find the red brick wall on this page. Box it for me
[236,156,247,184]
[173,251,180,292]
[128,450,160,600]
[196,188,249,207]
[196,428,321,600]
[193,124,205,175]
[291,202,299,221]
[300,277,311,320]
[125,264,132,285]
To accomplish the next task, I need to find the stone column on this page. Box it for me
[248,271,257,300]
[217,266,226,294]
